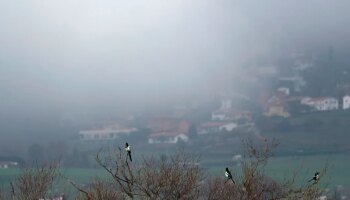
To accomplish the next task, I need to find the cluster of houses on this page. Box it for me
[77,53,350,145]
[264,86,350,117]
[78,118,193,145]
[78,124,137,141]
[78,96,254,144]
[78,89,350,144]
[77,91,350,145]
[78,118,191,144]
[147,118,190,144]
[198,96,253,135]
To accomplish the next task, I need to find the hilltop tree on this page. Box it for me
[204,139,325,200]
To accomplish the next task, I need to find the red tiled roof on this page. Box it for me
[283,96,304,102]
[147,118,190,138]
[266,101,287,107]
[212,109,235,114]
[307,97,336,102]
[200,121,231,128]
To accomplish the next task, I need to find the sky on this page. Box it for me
[1,0,350,118]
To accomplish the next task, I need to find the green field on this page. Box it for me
[0,168,109,186]
[0,167,111,197]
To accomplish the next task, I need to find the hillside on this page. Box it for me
[258,110,350,155]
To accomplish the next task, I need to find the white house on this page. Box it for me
[211,110,236,121]
[147,118,190,144]
[197,122,238,134]
[79,125,137,141]
[277,87,290,96]
[148,133,189,144]
[301,97,338,111]
[219,122,238,132]
[343,95,350,110]
[211,110,227,121]
[0,161,18,169]
[220,98,232,110]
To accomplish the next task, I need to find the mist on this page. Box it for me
[1,0,350,117]
[2,1,350,195]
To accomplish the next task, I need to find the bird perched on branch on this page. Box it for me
[308,172,320,183]
[125,142,132,162]
[225,167,235,184]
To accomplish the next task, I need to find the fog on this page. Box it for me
[1,0,350,117]
[3,2,350,194]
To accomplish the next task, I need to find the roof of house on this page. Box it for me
[283,96,305,102]
[147,118,190,138]
[212,109,250,115]
[199,121,233,128]
[148,118,189,130]
[79,124,137,135]
[0,161,18,165]
[306,97,337,102]
[266,101,287,107]
[149,132,187,138]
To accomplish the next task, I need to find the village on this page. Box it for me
[77,53,350,146]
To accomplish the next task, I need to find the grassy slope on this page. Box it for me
[261,110,350,154]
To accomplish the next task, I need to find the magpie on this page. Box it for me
[308,172,320,183]
[125,142,132,162]
[225,167,235,184]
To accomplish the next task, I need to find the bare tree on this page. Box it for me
[5,139,328,200]
[94,147,136,198]
[74,179,126,200]
[204,177,239,200]
[135,152,202,200]
[8,163,59,200]
[239,138,280,200]
[0,188,4,200]
[73,148,202,200]
[205,138,327,200]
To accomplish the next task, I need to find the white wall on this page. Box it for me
[343,96,350,110]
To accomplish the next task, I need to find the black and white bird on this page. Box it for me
[308,172,320,183]
[125,142,132,162]
[225,167,235,184]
